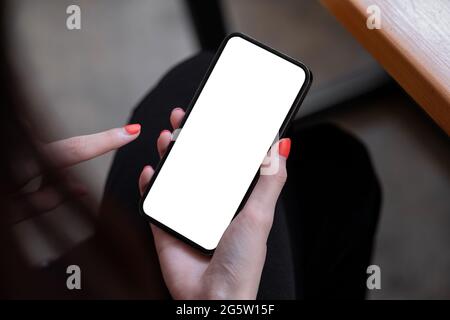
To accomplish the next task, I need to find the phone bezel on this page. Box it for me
[139,32,313,255]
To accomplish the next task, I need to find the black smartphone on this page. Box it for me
[140,33,312,254]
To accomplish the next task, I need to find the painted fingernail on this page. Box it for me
[124,123,141,135]
[160,129,171,136]
[278,138,291,159]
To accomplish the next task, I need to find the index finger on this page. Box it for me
[42,124,141,168]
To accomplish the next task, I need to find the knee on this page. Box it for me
[290,123,382,227]
[295,123,380,198]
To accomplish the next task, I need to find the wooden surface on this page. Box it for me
[321,0,450,134]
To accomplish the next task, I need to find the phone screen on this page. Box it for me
[142,34,309,251]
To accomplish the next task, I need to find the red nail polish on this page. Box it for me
[124,123,141,135]
[278,138,291,159]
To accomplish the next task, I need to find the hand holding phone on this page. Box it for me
[138,107,291,299]
[141,34,311,253]
[139,33,311,298]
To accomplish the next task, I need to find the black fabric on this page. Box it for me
[283,123,382,298]
[101,52,381,299]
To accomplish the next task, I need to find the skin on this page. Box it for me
[16,126,141,213]
[138,108,288,299]
[20,108,288,299]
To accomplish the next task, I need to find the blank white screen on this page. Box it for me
[143,35,306,250]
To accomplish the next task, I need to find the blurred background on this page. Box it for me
[8,0,450,299]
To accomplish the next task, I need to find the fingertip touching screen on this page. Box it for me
[142,35,307,251]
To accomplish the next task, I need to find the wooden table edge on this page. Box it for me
[320,0,450,135]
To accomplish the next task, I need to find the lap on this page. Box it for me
[100,52,381,299]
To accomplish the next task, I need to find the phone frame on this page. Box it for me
[139,32,312,254]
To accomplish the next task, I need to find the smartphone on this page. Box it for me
[140,33,312,254]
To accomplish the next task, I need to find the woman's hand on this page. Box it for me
[15,124,141,215]
[138,108,291,299]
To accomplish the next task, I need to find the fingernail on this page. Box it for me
[278,138,291,159]
[173,107,184,112]
[160,129,171,136]
[124,123,141,135]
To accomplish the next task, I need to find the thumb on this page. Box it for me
[240,138,291,230]
[207,139,291,299]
